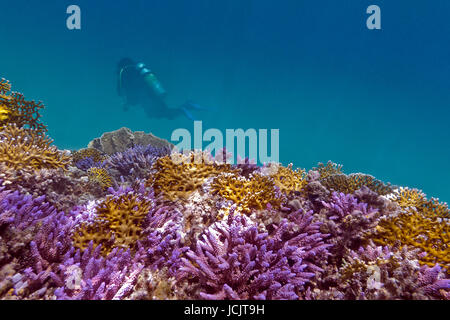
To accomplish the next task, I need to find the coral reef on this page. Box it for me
[106,144,171,183]
[87,167,113,191]
[0,78,46,134]
[319,173,394,196]
[0,124,70,172]
[0,79,449,300]
[211,172,283,214]
[176,209,330,299]
[147,152,238,201]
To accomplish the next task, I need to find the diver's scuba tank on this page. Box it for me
[136,63,167,98]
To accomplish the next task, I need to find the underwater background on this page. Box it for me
[0,0,449,203]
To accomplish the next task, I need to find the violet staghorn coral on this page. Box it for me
[176,208,331,300]
[307,242,450,300]
[106,144,171,183]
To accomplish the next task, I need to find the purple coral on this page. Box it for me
[322,191,379,221]
[176,208,330,300]
[74,156,106,171]
[106,144,170,181]
[0,187,56,230]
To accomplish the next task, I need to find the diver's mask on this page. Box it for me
[136,63,167,98]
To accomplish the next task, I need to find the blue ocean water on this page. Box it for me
[1,1,449,202]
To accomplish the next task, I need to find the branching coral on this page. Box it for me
[71,193,152,255]
[0,164,104,213]
[319,173,394,196]
[319,192,380,264]
[0,124,70,172]
[261,163,307,195]
[0,78,46,134]
[313,161,343,179]
[87,167,113,191]
[211,172,283,214]
[72,148,107,171]
[106,144,170,183]
[390,187,449,219]
[176,209,330,300]
[372,207,450,273]
[147,152,238,201]
[308,242,450,300]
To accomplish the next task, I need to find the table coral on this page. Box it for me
[0,124,70,172]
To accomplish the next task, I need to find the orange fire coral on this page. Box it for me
[373,207,450,274]
[147,152,238,201]
[72,193,152,255]
[88,167,113,190]
[0,78,47,134]
[320,173,393,196]
[211,173,282,214]
[0,123,71,171]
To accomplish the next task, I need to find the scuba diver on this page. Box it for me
[117,58,202,120]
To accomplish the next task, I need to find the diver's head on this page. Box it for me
[117,58,135,74]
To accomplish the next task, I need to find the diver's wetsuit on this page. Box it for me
[117,59,185,120]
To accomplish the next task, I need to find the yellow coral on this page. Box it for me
[373,207,450,273]
[0,123,70,171]
[72,193,152,255]
[211,172,282,214]
[392,187,427,209]
[0,104,11,124]
[0,78,47,134]
[147,152,238,201]
[266,163,307,195]
[391,187,449,219]
[320,173,393,195]
[88,167,113,190]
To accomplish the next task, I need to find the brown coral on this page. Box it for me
[147,152,238,201]
[0,124,71,172]
[0,78,47,134]
[72,193,152,255]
